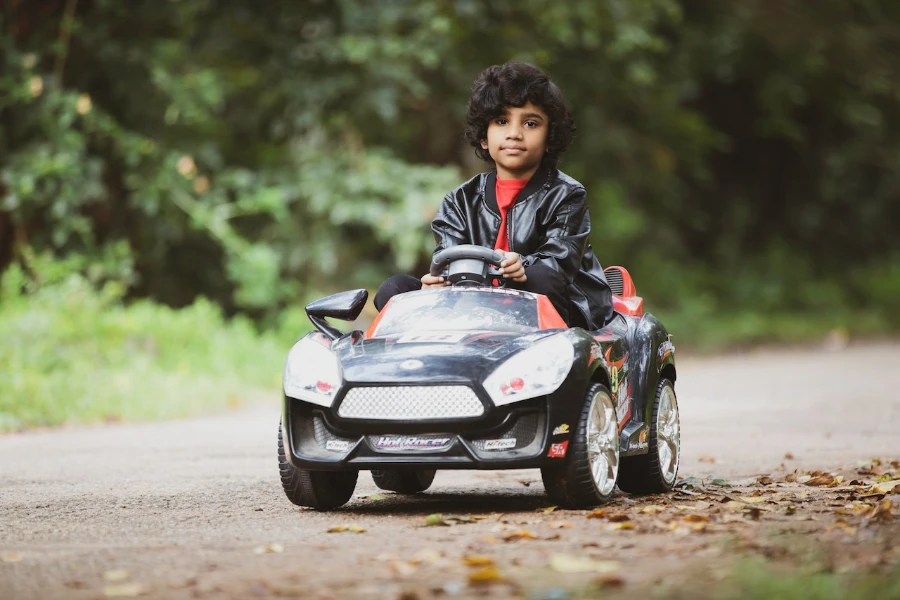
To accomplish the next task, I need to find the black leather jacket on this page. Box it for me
[432,168,613,329]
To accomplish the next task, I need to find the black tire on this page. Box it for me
[278,421,358,510]
[541,383,619,509]
[617,378,680,494]
[371,469,437,494]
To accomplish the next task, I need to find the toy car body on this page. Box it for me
[279,246,680,510]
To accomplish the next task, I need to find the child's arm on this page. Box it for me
[422,193,470,287]
[520,186,590,284]
[430,193,470,254]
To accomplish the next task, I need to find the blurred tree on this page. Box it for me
[1,0,899,322]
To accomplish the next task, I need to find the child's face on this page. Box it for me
[481,101,549,180]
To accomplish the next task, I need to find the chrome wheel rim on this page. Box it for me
[587,389,619,497]
[656,383,680,485]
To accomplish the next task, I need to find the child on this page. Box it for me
[374,61,612,329]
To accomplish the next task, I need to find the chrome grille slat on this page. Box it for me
[605,268,624,296]
[337,386,484,420]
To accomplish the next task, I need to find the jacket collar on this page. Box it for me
[483,168,554,216]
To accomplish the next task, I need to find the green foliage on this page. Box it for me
[1,0,899,349]
[0,257,287,431]
[721,559,900,600]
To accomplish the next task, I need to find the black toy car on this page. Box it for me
[279,245,680,510]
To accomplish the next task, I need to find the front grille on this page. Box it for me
[469,413,539,451]
[605,267,624,296]
[337,386,485,420]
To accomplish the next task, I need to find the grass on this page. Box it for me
[656,307,895,355]
[657,558,900,600]
[0,265,298,432]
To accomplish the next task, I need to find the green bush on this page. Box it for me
[0,259,291,431]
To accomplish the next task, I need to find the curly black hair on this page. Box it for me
[465,62,576,171]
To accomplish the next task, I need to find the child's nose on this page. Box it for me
[506,124,524,139]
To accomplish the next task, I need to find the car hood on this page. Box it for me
[331,330,559,384]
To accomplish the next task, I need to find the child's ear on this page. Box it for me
[480,139,488,150]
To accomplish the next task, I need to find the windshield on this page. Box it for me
[373,288,540,336]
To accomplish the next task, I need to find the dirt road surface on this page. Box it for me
[2,343,899,599]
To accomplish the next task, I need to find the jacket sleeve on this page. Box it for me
[520,186,590,284]
[431,193,471,255]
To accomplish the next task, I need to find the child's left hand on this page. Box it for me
[499,252,527,282]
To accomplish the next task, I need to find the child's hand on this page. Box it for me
[499,252,527,282]
[420,273,450,288]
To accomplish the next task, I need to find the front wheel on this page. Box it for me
[541,383,620,508]
[371,469,436,494]
[617,378,680,494]
[278,421,358,510]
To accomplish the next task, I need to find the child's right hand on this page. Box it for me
[420,274,449,288]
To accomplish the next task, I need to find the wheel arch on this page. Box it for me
[589,364,611,391]
[660,362,676,385]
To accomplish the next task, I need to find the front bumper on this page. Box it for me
[283,394,560,470]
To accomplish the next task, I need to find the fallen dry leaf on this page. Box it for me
[865,499,893,523]
[827,519,857,536]
[424,514,451,527]
[103,583,146,598]
[502,529,537,542]
[756,476,774,485]
[828,476,845,488]
[536,506,558,514]
[682,514,710,523]
[550,554,619,574]
[463,555,495,567]
[586,508,608,519]
[468,566,504,585]
[593,573,626,587]
[699,456,716,464]
[784,452,794,460]
[870,480,900,495]
[252,543,285,553]
[103,570,131,582]
[805,474,836,487]
[548,521,574,529]
[744,507,764,520]
[739,496,767,504]
[328,524,367,534]
[639,505,666,514]
[1,552,22,563]
[610,522,635,531]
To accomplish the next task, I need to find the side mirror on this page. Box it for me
[305,289,368,340]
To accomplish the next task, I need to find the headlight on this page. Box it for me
[483,334,574,406]
[283,337,342,407]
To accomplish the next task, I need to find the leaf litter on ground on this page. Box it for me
[327,524,366,534]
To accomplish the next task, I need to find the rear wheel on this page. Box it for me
[278,421,358,510]
[541,383,619,508]
[617,378,680,494]
[371,469,436,494]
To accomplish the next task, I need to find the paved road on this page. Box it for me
[1,343,898,599]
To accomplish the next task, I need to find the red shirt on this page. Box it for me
[494,178,529,252]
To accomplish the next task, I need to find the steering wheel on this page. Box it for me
[430,244,506,287]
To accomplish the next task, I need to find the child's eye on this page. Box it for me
[495,118,508,125]
[525,120,538,128]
